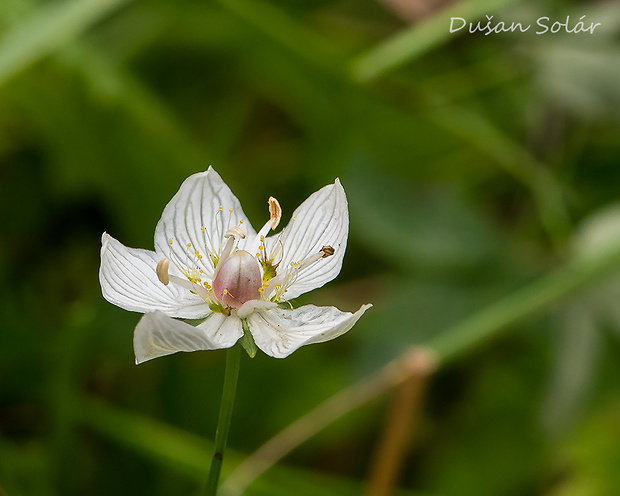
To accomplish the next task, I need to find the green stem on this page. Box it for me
[350,0,520,81]
[205,345,241,496]
[429,246,620,364]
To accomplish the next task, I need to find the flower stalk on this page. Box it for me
[205,345,242,496]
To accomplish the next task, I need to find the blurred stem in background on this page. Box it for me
[202,0,571,251]
[2,0,620,494]
[426,103,571,251]
[364,350,437,496]
[219,237,620,493]
[218,349,434,496]
[0,0,570,251]
[0,0,131,87]
[67,212,619,492]
[351,0,521,81]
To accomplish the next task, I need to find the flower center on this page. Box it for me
[212,250,262,308]
[154,195,336,315]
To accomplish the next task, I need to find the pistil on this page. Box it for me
[212,250,263,309]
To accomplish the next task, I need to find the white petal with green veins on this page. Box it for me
[154,167,257,281]
[264,180,348,300]
[100,233,209,319]
[247,303,371,359]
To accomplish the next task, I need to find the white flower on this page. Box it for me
[99,167,371,363]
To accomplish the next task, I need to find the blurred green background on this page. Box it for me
[2,0,620,494]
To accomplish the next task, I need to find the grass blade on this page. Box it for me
[0,0,131,86]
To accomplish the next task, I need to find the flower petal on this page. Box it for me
[154,167,257,281]
[134,310,242,364]
[196,311,243,348]
[100,233,209,319]
[267,179,348,300]
[247,303,371,358]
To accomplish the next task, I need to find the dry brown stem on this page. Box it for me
[220,347,437,496]
[364,349,437,496]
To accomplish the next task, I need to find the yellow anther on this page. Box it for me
[321,245,335,258]
[187,243,192,248]
[256,253,261,257]
[258,246,263,251]
[156,258,170,285]
[201,226,205,232]
[168,239,173,246]
[198,255,203,259]
[219,205,223,211]
[240,219,244,224]
[229,208,233,214]
[258,288,264,293]
[268,197,282,230]
[260,235,265,242]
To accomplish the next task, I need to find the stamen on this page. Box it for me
[213,225,248,272]
[156,258,170,285]
[237,299,278,319]
[220,237,236,265]
[263,245,335,302]
[268,197,282,230]
[216,205,224,252]
[295,246,336,270]
[165,237,205,283]
[224,225,246,239]
[168,274,212,303]
[227,208,234,230]
[201,225,219,267]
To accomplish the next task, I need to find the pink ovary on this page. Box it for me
[212,250,262,308]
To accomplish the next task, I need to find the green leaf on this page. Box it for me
[240,320,258,358]
[0,0,131,87]
[350,0,521,81]
[346,161,499,272]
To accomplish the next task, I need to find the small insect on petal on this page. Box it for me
[156,258,170,285]
[321,246,335,258]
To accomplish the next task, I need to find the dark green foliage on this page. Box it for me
[1,0,620,495]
